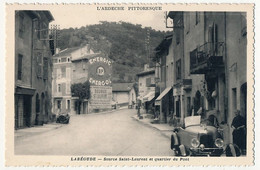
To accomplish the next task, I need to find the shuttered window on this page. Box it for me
[43,57,48,80]
[18,54,23,80]
[36,52,42,78]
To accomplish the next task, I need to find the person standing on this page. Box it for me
[231,110,246,154]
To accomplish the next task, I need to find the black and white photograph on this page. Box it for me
[4,3,255,166]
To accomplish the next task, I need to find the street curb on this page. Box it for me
[15,124,64,139]
[131,116,171,140]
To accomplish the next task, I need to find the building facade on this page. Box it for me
[52,45,112,114]
[136,64,156,113]
[154,36,174,122]
[15,11,54,129]
[161,11,248,144]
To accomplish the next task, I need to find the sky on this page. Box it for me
[49,7,171,31]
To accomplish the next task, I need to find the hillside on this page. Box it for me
[57,21,169,83]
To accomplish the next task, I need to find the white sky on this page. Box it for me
[50,8,171,31]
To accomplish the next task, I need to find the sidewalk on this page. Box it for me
[15,107,129,139]
[131,111,173,139]
[15,123,64,139]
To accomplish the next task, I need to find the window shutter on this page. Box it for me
[43,58,48,79]
[18,54,23,80]
[36,52,42,78]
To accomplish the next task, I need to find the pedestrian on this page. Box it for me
[231,110,246,154]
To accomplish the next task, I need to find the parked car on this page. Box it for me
[56,112,70,124]
[170,115,240,157]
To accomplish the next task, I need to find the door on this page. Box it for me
[23,95,32,127]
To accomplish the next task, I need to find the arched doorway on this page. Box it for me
[41,93,45,115]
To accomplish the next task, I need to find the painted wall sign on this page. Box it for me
[88,55,112,86]
[90,86,112,109]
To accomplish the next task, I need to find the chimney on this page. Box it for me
[55,48,60,54]
[144,64,149,71]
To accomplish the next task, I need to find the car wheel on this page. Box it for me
[171,133,179,150]
[179,144,187,156]
[225,144,241,157]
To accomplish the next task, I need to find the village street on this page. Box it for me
[15,108,173,156]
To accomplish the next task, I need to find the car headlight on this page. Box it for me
[215,138,224,148]
[191,138,200,148]
[199,144,205,151]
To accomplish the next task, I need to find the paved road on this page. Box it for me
[15,109,173,156]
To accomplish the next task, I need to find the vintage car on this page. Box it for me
[170,115,240,157]
[56,112,70,124]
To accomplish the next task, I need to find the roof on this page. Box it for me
[136,69,155,77]
[53,47,82,57]
[154,35,173,55]
[71,53,101,62]
[24,11,54,21]
[112,83,134,92]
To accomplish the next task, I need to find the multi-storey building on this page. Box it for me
[15,10,54,129]
[52,45,95,114]
[136,64,156,113]
[52,45,113,114]
[164,11,247,145]
[154,35,174,122]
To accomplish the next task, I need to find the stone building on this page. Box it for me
[15,11,54,129]
[164,11,247,144]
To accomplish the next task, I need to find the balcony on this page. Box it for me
[190,42,224,74]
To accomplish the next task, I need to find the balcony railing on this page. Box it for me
[190,42,225,74]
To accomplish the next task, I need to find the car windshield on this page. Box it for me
[184,116,201,128]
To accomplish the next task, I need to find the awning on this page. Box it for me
[155,87,172,101]
[143,91,155,102]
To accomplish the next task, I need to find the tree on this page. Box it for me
[71,81,90,114]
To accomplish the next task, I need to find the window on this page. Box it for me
[18,13,25,38]
[195,12,200,25]
[36,52,42,78]
[57,84,61,92]
[34,19,41,39]
[36,94,40,113]
[139,83,142,87]
[43,58,48,80]
[176,59,181,80]
[57,100,61,109]
[67,57,70,62]
[67,100,71,110]
[18,54,23,80]
[41,23,48,40]
[146,77,151,87]
[176,28,180,45]
[58,58,61,63]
